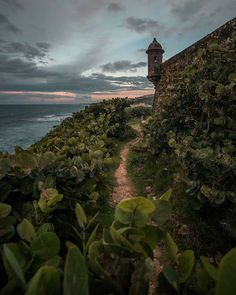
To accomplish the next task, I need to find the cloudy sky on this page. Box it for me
[0,0,235,104]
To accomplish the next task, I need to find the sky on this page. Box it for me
[0,0,235,104]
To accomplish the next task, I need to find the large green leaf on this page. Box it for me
[64,242,89,295]
[163,265,179,292]
[164,233,178,264]
[26,266,60,295]
[143,225,164,249]
[115,197,155,227]
[152,200,172,226]
[75,202,87,229]
[0,202,12,218]
[195,267,212,293]
[110,227,133,250]
[85,224,98,253]
[159,189,172,201]
[200,256,218,280]
[215,247,236,295]
[3,244,26,288]
[177,250,195,283]
[30,232,60,260]
[17,219,36,243]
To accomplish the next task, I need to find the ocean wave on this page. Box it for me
[32,113,72,123]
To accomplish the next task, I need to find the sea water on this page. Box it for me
[0,104,88,153]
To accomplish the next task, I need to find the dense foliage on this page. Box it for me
[139,30,236,294]
[0,98,134,293]
[145,32,236,209]
[126,105,152,119]
[0,97,236,294]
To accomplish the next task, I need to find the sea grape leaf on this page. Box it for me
[118,227,145,242]
[143,225,164,249]
[85,224,98,253]
[115,197,155,228]
[17,219,36,243]
[177,250,195,283]
[159,189,172,201]
[164,233,178,264]
[195,267,212,293]
[64,242,89,295]
[38,188,63,213]
[75,202,87,228]
[88,241,104,276]
[26,266,60,295]
[215,247,236,295]
[89,191,99,200]
[3,241,31,271]
[152,200,172,226]
[30,232,60,260]
[163,265,179,292]
[110,227,133,250]
[200,256,218,280]
[228,73,236,83]
[37,223,54,235]
[0,202,12,218]
[3,244,26,288]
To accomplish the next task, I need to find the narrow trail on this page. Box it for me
[111,125,142,206]
[110,124,162,295]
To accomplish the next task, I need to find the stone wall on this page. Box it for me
[153,17,236,111]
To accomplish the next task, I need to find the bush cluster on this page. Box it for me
[145,32,236,209]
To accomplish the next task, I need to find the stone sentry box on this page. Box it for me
[146,38,164,109]
[146,38,164,85]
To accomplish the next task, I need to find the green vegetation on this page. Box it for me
[136,31,236,293]
[0,31,235,295]
[127,149,175,196]
[145,33,236,209]
[126,105,152,120]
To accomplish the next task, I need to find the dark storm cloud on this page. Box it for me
[2,42,51,62]
[0,13,21,33]
[107,3,125,12]
[126,17,163,35]
[0,55,37,74]
[0,0,24,10]
[0,53,150,93]
[101,60,146,72]
[169,0,205,21]
[36,42,51,50]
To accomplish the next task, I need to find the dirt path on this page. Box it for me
[110,125,161,295]
[111,126,142,206]
[111,138,136,206]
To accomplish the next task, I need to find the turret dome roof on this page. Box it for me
[146,38,164,53]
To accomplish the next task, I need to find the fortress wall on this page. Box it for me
[153,17,236,111]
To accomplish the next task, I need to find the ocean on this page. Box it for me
[0,104,88,153]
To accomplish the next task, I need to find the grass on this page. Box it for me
[127,148,175,197]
